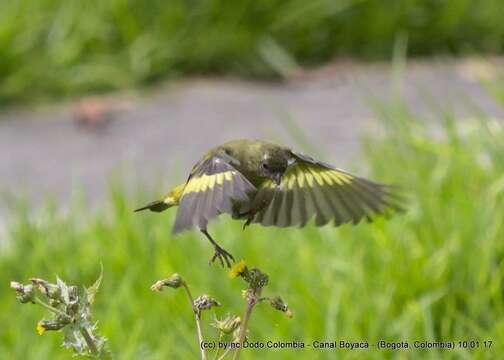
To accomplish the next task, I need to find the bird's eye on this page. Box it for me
[262,163,269,170]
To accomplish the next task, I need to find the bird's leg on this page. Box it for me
[243,217,252,230]
[201,229,235,268]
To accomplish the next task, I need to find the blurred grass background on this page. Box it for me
[1,99,503,358]
[1,0,504,104]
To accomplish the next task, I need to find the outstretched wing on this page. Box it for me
[173,153,256,233]
[252,152,402,227]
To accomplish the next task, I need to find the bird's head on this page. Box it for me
[258,148,290,185]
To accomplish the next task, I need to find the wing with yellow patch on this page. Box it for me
[252,152,402,227]
[173,154,256,233]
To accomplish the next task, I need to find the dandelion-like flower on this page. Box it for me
[229,260,247,279]
[36,321,46,336]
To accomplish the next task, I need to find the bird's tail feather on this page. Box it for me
[134,183,185,213]
[134,200,171,212]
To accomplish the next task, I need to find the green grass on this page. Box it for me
[1,103,504,359]
[2,0,504,104]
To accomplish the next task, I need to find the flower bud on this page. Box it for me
[194,294,220,311]
[10,282,35,304]
[36,319,66,335]
[151,273,184,291]
[211,314,241,334]
[269,296,293,318]
[30,278,61,300]
[245,268,269,291]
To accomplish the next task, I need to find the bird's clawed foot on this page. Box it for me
[242,218,252,230]
[201,229,235,268]
[210,244,235,268]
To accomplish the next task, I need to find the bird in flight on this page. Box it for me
[135,139,402,267]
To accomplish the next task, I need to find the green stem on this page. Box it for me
[182,282,207,360]
[232,289,261,360]
[213,332,224,360]
[80,327,99,355]
[33,297,71,322]
[217,346,232,360]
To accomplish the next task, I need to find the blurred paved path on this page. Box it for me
[1,58,503,219]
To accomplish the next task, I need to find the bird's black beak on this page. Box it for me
[273,173,282,186]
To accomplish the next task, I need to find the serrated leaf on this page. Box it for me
[86,264,103,305]
[56,276,70,304]
[62,324,85,353]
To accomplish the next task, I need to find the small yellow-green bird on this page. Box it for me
[135,139,402,267]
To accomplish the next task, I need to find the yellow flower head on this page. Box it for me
[36,321,46,335]
[229,260,247,279]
